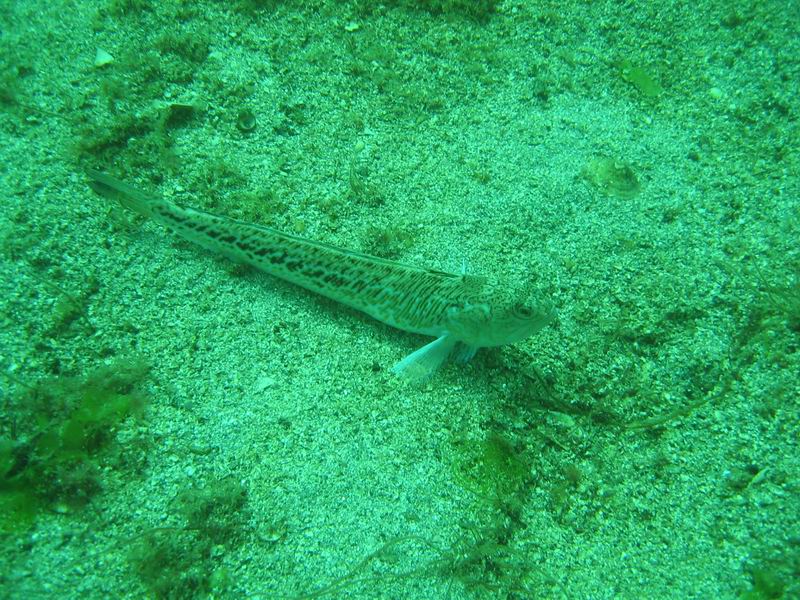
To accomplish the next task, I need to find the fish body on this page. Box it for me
[88,170,553,380]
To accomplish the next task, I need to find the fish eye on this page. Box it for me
[515,305,533,317]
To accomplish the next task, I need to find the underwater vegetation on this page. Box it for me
[757,271,800,335]
[0,60,23,108]
[733,252,800,370]
[451,431,530,506]
[0,358,149,532]
[616,59,663,98]
[582,156,641,200]
[293,429,538,598]
[174,476,249,546]
[295,523,537,599]
[738,551,800,600]
[129,529,213,600]
[436,430,537,594]
[72,3,215,171]
[395,0,499,21]
[128,477,250,599]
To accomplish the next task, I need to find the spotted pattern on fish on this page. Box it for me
[126,195,486,337]
[88,170,553,380]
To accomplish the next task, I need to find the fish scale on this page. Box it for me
[88,170,553,381]
[156,203,469,336]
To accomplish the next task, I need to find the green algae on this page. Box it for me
[0,358,149,532]
[450,431,530,504]
[129,477,250,599]
[582,156,641,199]
[618,59,663,98]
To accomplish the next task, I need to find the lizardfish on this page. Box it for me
[88,170,553,381]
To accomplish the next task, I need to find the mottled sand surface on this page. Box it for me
[1,1,797,598]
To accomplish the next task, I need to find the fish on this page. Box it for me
[87,170,553,381]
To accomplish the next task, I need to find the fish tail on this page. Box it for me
[87,170,160,219]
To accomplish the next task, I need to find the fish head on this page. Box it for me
[446,282,554,348]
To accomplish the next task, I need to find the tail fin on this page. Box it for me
[86,170,160,218]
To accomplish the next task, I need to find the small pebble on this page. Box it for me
[94,48,114,68]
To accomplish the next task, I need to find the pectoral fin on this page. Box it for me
[391,335,456,383]
[452,343,478,364]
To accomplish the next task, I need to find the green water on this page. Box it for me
[1,1,798,598]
